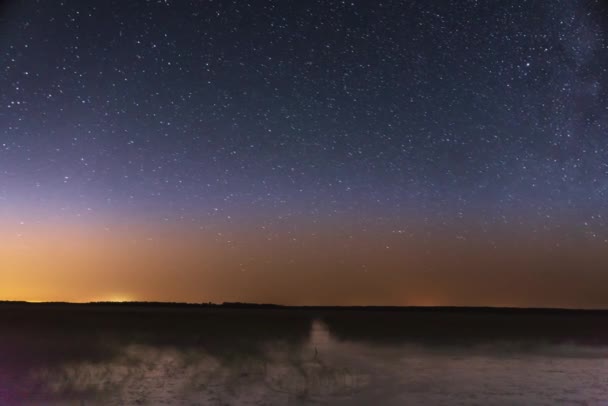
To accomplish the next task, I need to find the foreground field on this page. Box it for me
[2,303,608,405]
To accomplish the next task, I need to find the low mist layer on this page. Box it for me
[2,304,608,404]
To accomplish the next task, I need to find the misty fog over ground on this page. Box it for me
[2,303,608,405]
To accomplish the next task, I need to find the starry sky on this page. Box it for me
[1,0,608,307]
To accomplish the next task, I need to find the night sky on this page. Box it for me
[2,0,608,307]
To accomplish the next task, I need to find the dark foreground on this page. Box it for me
[2,302,608,405]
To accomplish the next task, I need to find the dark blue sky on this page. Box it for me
[1,0,608,305]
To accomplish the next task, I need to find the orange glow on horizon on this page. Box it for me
[2,218,608,308]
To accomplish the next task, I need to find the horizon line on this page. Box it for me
[2,300,608,313]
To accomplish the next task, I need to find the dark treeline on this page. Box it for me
[2,300,608,314]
